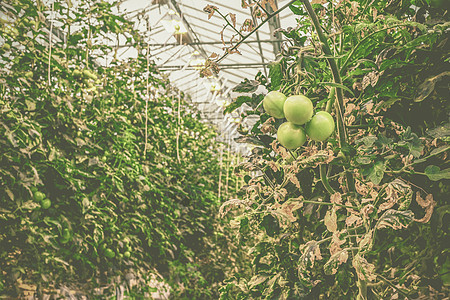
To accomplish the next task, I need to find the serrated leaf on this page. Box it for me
[224,95,251,114]
[232,79,259,93]
[377,209,414,230]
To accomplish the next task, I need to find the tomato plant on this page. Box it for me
[213,0,450,299]
[0,0,242,298]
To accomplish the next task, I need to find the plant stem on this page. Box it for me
[387,145,450,174]
[300,0,355,193]
[302,200,358,210]
[321,87,337,195]
[320,162,335,195]
[376,274,410,298]
[216,0,297,63]
[300,1,362,297]
[215,10,244,39]
[325,87,335,113]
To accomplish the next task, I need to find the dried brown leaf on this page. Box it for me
[329,231,346,255]
[278,199,303,222]
[352,254,376,282]
[241,18,254,32]
[324,208,338,233]
[219,198,249,218]
[346,214,362,227]
[414,193,436,223]
[229,13,236,27]
[267,160,279,173]
[330,193,342,205]
[261,117,275,134]
[289,174,301,189]
[203,5,218,20]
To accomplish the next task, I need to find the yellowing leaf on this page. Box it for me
[324,208,337,233]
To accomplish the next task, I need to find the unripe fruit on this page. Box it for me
[263,91,287,119]
[306,111,335,141]
[283,95,314,125]
[60,228,71,244]
[277,122,307,149]
[104,248,115,258]
[33,191,45,202]
[41,198,51,209]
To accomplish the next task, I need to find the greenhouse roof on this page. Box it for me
[120,0,298,152]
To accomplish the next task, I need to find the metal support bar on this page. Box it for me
[158,62,269,70]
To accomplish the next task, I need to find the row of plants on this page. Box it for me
[0,0,245,298]
[209,0,449,299]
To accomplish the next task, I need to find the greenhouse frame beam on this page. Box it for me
[158,62,269,70]
[147,39,284,47]
[266,0,282,56]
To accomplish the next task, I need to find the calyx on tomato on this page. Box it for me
[283,95,314,125]
[263,91,287,119]
[306,111,335,141]
[277,122,307,149]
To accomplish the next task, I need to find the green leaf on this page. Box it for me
[268,60,282,90]
[321,82,355,97]
[414,71,450,102]
[424,165,450,181]
[426,123,450,140]
[224,95,251,114]
[367,161,385,185]
[232,79,259,93]
[234,136,266,146]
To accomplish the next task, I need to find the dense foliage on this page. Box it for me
[214,0,450,299]
[0,0,243,298]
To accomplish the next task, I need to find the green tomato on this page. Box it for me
[263,91,287,119]
[123,251,131,258]
[306,111,335,141]
[104,248,115,258]
[283,95,314,125]
[40,198,51,209]
[277,122,307,149]
[33,191,45,202]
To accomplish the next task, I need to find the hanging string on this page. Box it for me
[144,42,149,156]
[47,1,55,86]
[218,147,223,201]
[176,91,181,163]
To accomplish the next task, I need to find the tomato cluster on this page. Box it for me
[263,91,335,149]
